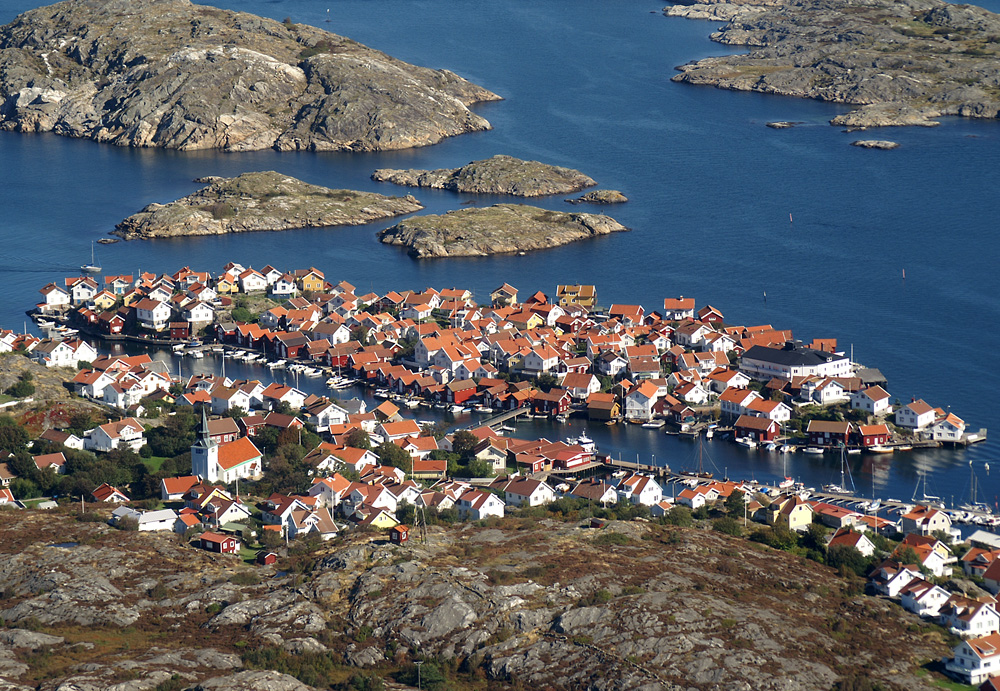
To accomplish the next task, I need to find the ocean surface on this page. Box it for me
[0,0,996,506]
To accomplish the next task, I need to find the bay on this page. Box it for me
[0,0,996,506]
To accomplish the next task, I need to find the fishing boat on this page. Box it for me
[80,242,101,273]
[566,431,596,454]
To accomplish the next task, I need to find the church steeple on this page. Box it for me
[193,405,214,450]
[191,406,219,482]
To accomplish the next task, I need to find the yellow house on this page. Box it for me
[91,290,118,311]
[768,495,814,532]
[358,509,399,530]
[296,269,325,294]
[508,310,543,331]
[557,284,597,308]
[215,277,238,295]
[120,289,142,307]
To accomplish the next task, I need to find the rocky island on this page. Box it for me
[566,190,629,204]
[371,155,596,197]
[377,204,627,258]
[0,0,499,151]
[113,171,423,240]
[668,0,1000,128]
[0,509,950,690]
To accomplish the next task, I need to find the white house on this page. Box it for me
[39,283,71,312]
[739,343,851,382]
[944,632,1000,685]
[719,387,763,419]
[624,381,660,422]
[457,489,505,520]
[676,485,718,510]
[29,340,77,368]
[495,477,555,507]
[111,507,178,532]
[850,386,892,415]
[86,418,145,452]
[930,414,966,443]
[134,298,172,331]
[939,597,1000,639]
[616,473,663,506]
[900,578,951,617]
[896,399,937,430]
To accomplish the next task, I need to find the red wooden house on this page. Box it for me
[806,420,852,448]
[445,379,478,405]
[734,415,780,443]
[389,525,409,545]
[855,423,890,448]
[199,531,239,554]
[255,551,277,565]
[532,388,571,416]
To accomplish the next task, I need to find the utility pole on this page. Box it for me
[415,660,423,690]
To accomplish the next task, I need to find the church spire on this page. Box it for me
[193,405,214,449]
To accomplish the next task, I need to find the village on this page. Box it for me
[0,262,995,687]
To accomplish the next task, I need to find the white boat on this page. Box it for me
[405,399,420,408]
[867,445,893,454]
[765,442,778,452]
[567,431,596,453]
[555,414,568,423]
[267,359,286,369]
[735,437,757,449]
[780,445,791,453]
[172,343,187,352]
[641,420,665,430]
[801,447,824,455]
[778,476,795,489]
[80,241,101,273]
[846,448,861,455]
[189,350,204,359]
[450,404,466,412]
[304,368,322,377]
[374,389,390,399]
[705,427,714,440]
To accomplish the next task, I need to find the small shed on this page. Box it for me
[255,551,277,566]
[389,524,409,545]
[199,531,239,554]
[590,518,608,530]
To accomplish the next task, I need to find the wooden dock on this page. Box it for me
[466,406,530,431]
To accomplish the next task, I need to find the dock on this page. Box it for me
[466,406,530,431]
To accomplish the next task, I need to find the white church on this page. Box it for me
[191,409,264,485]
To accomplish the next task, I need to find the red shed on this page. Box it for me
[255,551,277,565]
[389,525,409,545]
[857,423,890,448]
[199,531,239,554]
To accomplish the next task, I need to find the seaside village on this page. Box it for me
[0,262,995,685]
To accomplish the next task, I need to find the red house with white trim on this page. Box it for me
[199,531,239,554]
[733,415,780,443]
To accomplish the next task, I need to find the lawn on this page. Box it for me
[915,666,977,691]
[141,455,170,472]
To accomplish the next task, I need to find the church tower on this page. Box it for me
[191,406,219,483]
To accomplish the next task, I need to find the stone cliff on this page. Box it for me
[0,0,500,151]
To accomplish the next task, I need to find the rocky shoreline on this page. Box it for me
[113,171,423,240]
[371,155,596,197]
[0,0,499,152]
[667,0,1000,128]
[377,203,628,258]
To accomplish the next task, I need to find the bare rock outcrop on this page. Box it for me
[669,0,1000,128]
[372,155,596,197]
[113,171,423,240]
[0,0,500,152]
[566,190,628,204]
[377,203,628,258]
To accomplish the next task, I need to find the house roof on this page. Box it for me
[217,437,262,471]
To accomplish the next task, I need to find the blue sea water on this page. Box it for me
[0,0,996,505]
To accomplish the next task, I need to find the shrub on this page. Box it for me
[664,505,694,527]
[578,589,613,606]
[713,516,742,537]
[231,571,261,586]
[594,532,630,546]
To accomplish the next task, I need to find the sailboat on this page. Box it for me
[959,461,992,514]
[823,445,855,495]
[680,430,714,479]
[81,242,101,273]
[778,451,794,488]
[911,471,945,509]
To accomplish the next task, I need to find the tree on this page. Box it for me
[5,373,34,398]
[227,406,248,420]
[536,373,558,392]
[344,428,371,450]
[465,458,495,478]
[828,544,872,577]
[724,489,745,515]
[0,416,29,451]
[451,430,479,459]
[664,505,694,527]
[375,441,412,473]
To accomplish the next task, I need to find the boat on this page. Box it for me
[735,437,757,449]
[846,448,861,455]
[555,414,568,423]
[764,442,778,452]
[450,404,466,413]
[80,242,101,273]
[959,461,993,514]
[778,476,795,489]
[705,425,715,440]
[641,420,665,430]
[374,389,390,399]
[823,445,855,496]
[566,431,596,454]
[779,445,791,453]
[867,445,893,454]
[188,350,204,359]
[911,471,945,509]
[801,447,824,455]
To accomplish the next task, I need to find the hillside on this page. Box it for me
[0,508,953,690]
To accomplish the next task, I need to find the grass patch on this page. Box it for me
[141,455,169,472]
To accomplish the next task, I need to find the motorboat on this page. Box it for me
[641,420,665,430]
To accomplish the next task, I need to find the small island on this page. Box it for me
[377,204,628,258]
[113,171,424,240]
[851,140,899,150]
[668,0,1000,128]
[371,155,596,197]
[566,190,629,205]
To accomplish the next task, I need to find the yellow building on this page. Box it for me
[556,284,597,308]
[767,495,814,532]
